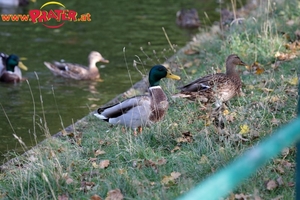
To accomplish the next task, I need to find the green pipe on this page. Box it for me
[177,117,300,200]
[295,81,300,200]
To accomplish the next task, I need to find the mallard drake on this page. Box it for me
[0,53,28,83]
[176,8,201,29]
[44,51,109,80]
[173,54,246,107]
[94,65,180,134]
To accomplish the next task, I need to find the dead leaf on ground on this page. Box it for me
[171,146,180,153]
[90,194,102,200]
[245,62,265,74]
[235,193,251,199]
[288,77,298,85]
[99,160,110,169]
[176,131,194,143]
[271,195,283,200]
[105,189,123,200]
[80,181,95,192]
[265,179,278,190]
[58,194,69,200]
[239,124,250,135]
[183,61,193,68]
[276,176,284,186]
[161,172,181,186]
[261,87,274,93]
[184,49,199,55]
[275,51,297,61]
[94,149,106,156]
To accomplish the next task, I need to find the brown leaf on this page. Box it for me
[171,146,180,153]
[266,179,278,190]
[58,194,69,200]
[94,150,106,156]
[99,160,110,169]
[235,193,250,199]
[176,131,194,143]
[275,52,297,61]
[80,181,95,192]
[184,49,199,55]
[276,176,284,186]
[90,194,102,200]
[171,172,181,179]
[105,189,123,200]
[157,158,167,165]
[271,195,283,200]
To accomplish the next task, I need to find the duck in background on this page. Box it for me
[0,53,28,83]
[94,65,180,135]
[0,0,33,7]
[44,51,109,81]
[173,54,246,108]
[176,8,201,29]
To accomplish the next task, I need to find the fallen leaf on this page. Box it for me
[271,195,283,200]
[223,109,229,115]
[235,193,250,199]
[288,77,298,85]
[171,172,181,179]
[261,88,274,92]
[94,150,106,156]
[58,194,69,200]
[239,124,250,135]
[275,51,297,61]
[92,162,99,168]
[276,176,284,186]
[176,131,194,143]
[199,155,209,164]
[99,160,110,169]
[105,189,123,200]
[80,181,95,192]
[90,194,102,200]
[171,146,180,153]
[266,179,278,190]
[271,118,280,126]
[184,49,199,55]
[183,61,193,68]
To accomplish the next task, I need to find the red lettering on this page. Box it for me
[47,10,58,21]
[86,13,91,21]
[18,15,30,21]
[54,10,63,21]
[29,10,41,23]
[68,10,77,21]
[38,11,48,22]
[61,10,68,21]
[10,15,19,21]
[1,14,10,21]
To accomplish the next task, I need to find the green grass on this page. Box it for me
[1,0,300,199]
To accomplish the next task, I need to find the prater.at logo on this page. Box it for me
[1,1,91,29]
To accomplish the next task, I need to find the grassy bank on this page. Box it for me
[1,0,300,199]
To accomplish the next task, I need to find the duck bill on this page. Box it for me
[101,58,109,63]
[166,71,181,80]
[239,60,247,66]
[18,61,28,71]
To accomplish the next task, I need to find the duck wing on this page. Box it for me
[96,95,150,120]
[178,73,226,92]
[44,61,89,78]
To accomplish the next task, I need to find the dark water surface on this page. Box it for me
[0,0,244,162]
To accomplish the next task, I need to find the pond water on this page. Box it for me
[0,0,244,162]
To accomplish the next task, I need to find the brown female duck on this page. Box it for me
[44,51,109,80]
[0,53,28,83]
[94,65,180,134]
[176,8,201,29]
[173,54,246,107]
